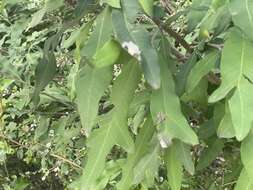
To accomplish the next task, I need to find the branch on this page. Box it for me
[153,19,193,53]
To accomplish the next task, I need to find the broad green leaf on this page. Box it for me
[186,51,219,93]
[76,65,112,136]
[196,137,224,170]
[92,39,121,68]
[209,28,253,103]
[139,0,154,16]
[165,143,183,190]
[78,60,142,189]
[241,131,253,180]
[81,7,113,58]
[217,101,235,138]
[235,169,253,190]
[228,77,253,141]
[175,140,195,175]
[117,117,155,190]
[229,0,253,41]
[112,8,161,89]
[150,56,198,145]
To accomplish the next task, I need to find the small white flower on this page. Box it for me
[122,41,141,61]
[46,142,51,148]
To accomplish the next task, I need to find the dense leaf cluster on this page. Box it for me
[1,0,253,189]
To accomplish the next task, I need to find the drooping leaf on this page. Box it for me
[117,117,155,190]
[34,117,50,140]
[150,55,198,145]
[165,143,183,190]
[209,28,253,140]
[209,28,253,103]
[76,65,112,136]
[77,60,142,190]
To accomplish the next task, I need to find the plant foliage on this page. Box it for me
[1,0,253,189]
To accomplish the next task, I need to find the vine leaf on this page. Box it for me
[150,55,198,145]
[78,60,142,190]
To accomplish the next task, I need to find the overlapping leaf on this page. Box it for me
[78,60,141,189]
[117,117,155,190]
[209,28,253,140]
[150,55,198,145]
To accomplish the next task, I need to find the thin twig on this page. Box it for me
[153,19,193,53]
[0,133,82,170]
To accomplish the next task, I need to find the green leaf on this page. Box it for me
[235,169,253,190]
[112,9,161,89]
[27,8,46,30]
[45,0,64,12]
[133,142,160,185]
[78,60,142,190]
[150,56,198,145]
[241,131,253,180]
[139,0,154,16]
[209,28,253,103]
[101,0,121,8]
[217,101,235,138]
[209,28,253,140]
[34,117,49,140]
[229,0,253,41]
[228,77,253,141]
[81,7,113,58]
[196,137,224,171]
[174,140,195,175]
[76,65,112,136]
[117,117,155,190]
[186,51,219,93]
[92,39,121,68]
[165,143,183,190]
[32,52,57,105]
